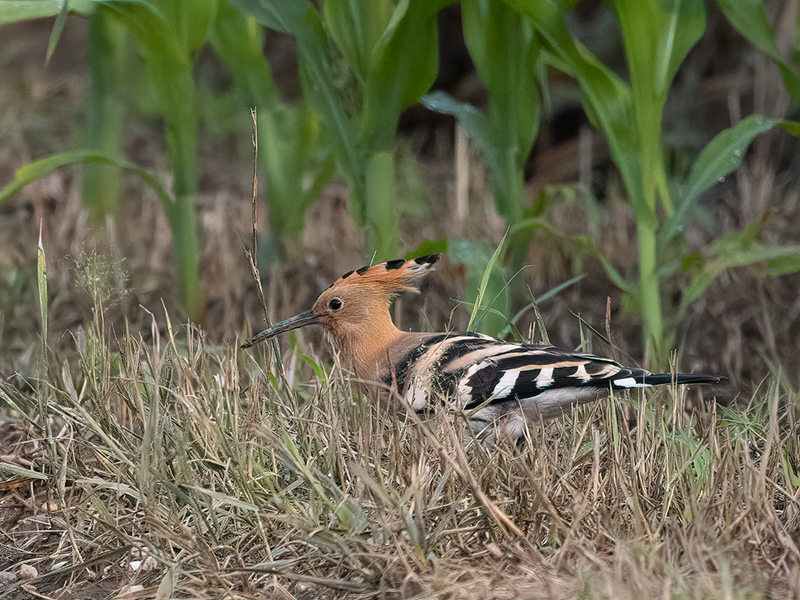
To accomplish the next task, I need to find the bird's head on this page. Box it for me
[242,254,440,349]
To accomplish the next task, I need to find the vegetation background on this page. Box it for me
[0,1,798,598]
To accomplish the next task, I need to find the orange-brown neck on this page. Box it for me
[326,308,403,381]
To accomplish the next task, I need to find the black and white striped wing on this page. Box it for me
[443,338,641,410]
[388,332,719,415]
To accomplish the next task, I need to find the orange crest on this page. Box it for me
[328,254,440,296]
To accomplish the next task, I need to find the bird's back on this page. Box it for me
[381,331,720,441]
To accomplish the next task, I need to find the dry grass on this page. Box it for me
[1,305,799,599]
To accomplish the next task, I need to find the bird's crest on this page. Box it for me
[329,253,440,295]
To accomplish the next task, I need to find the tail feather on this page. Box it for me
[612,372,723,389]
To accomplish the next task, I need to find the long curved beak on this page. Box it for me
[241,310,320,349]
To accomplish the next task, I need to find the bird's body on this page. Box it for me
[244,254,721,442]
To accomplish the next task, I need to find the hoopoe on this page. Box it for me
[243,254,721,442]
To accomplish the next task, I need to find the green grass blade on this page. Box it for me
[463,233,506,333]
[37,224,48,345]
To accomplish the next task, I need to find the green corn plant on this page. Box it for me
[0,1,209,317]
[610,0,702,351]
[423,0,542,269]
[83,6,130,219]
[504,0,798,355]
[233,0,447,261]
[96,0,220,320]
[209,2,334,252]
[2,0,336,314]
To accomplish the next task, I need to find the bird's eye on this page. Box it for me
[329,298,343,310]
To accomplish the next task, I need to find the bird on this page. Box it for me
[242,254,722,443]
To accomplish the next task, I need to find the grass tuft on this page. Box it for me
[1,303,798,598]
[74,247,129,308]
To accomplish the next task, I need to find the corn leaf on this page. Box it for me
[663,115,779,246]
[439,0,541,230]
[97,0,216,318]
[613,0,705,100]
[83,7,130,218]
[358,0,446,151]
[261,106,332,240]
[679,222,800,313]
[363,150,397,260]
[323,0,393,83]
[716,0,799,106]
[462,0,539,192]
[211,4,331,245]
[210,0,279,108]
[99,0,216,194]
[510,217,634,295]
[503,0,640,209]
[45,0,70,62]
[684,114,778,203]
[234,0,360,189]
[0,149,173,208]
[405,237,449,259]
[765,253,800,276]
[778,120,800,137]
[235,0,443,257]
[156,0,218,53]
[612,0,704,218]
[0,0,94,22]
[421,91,495,171]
